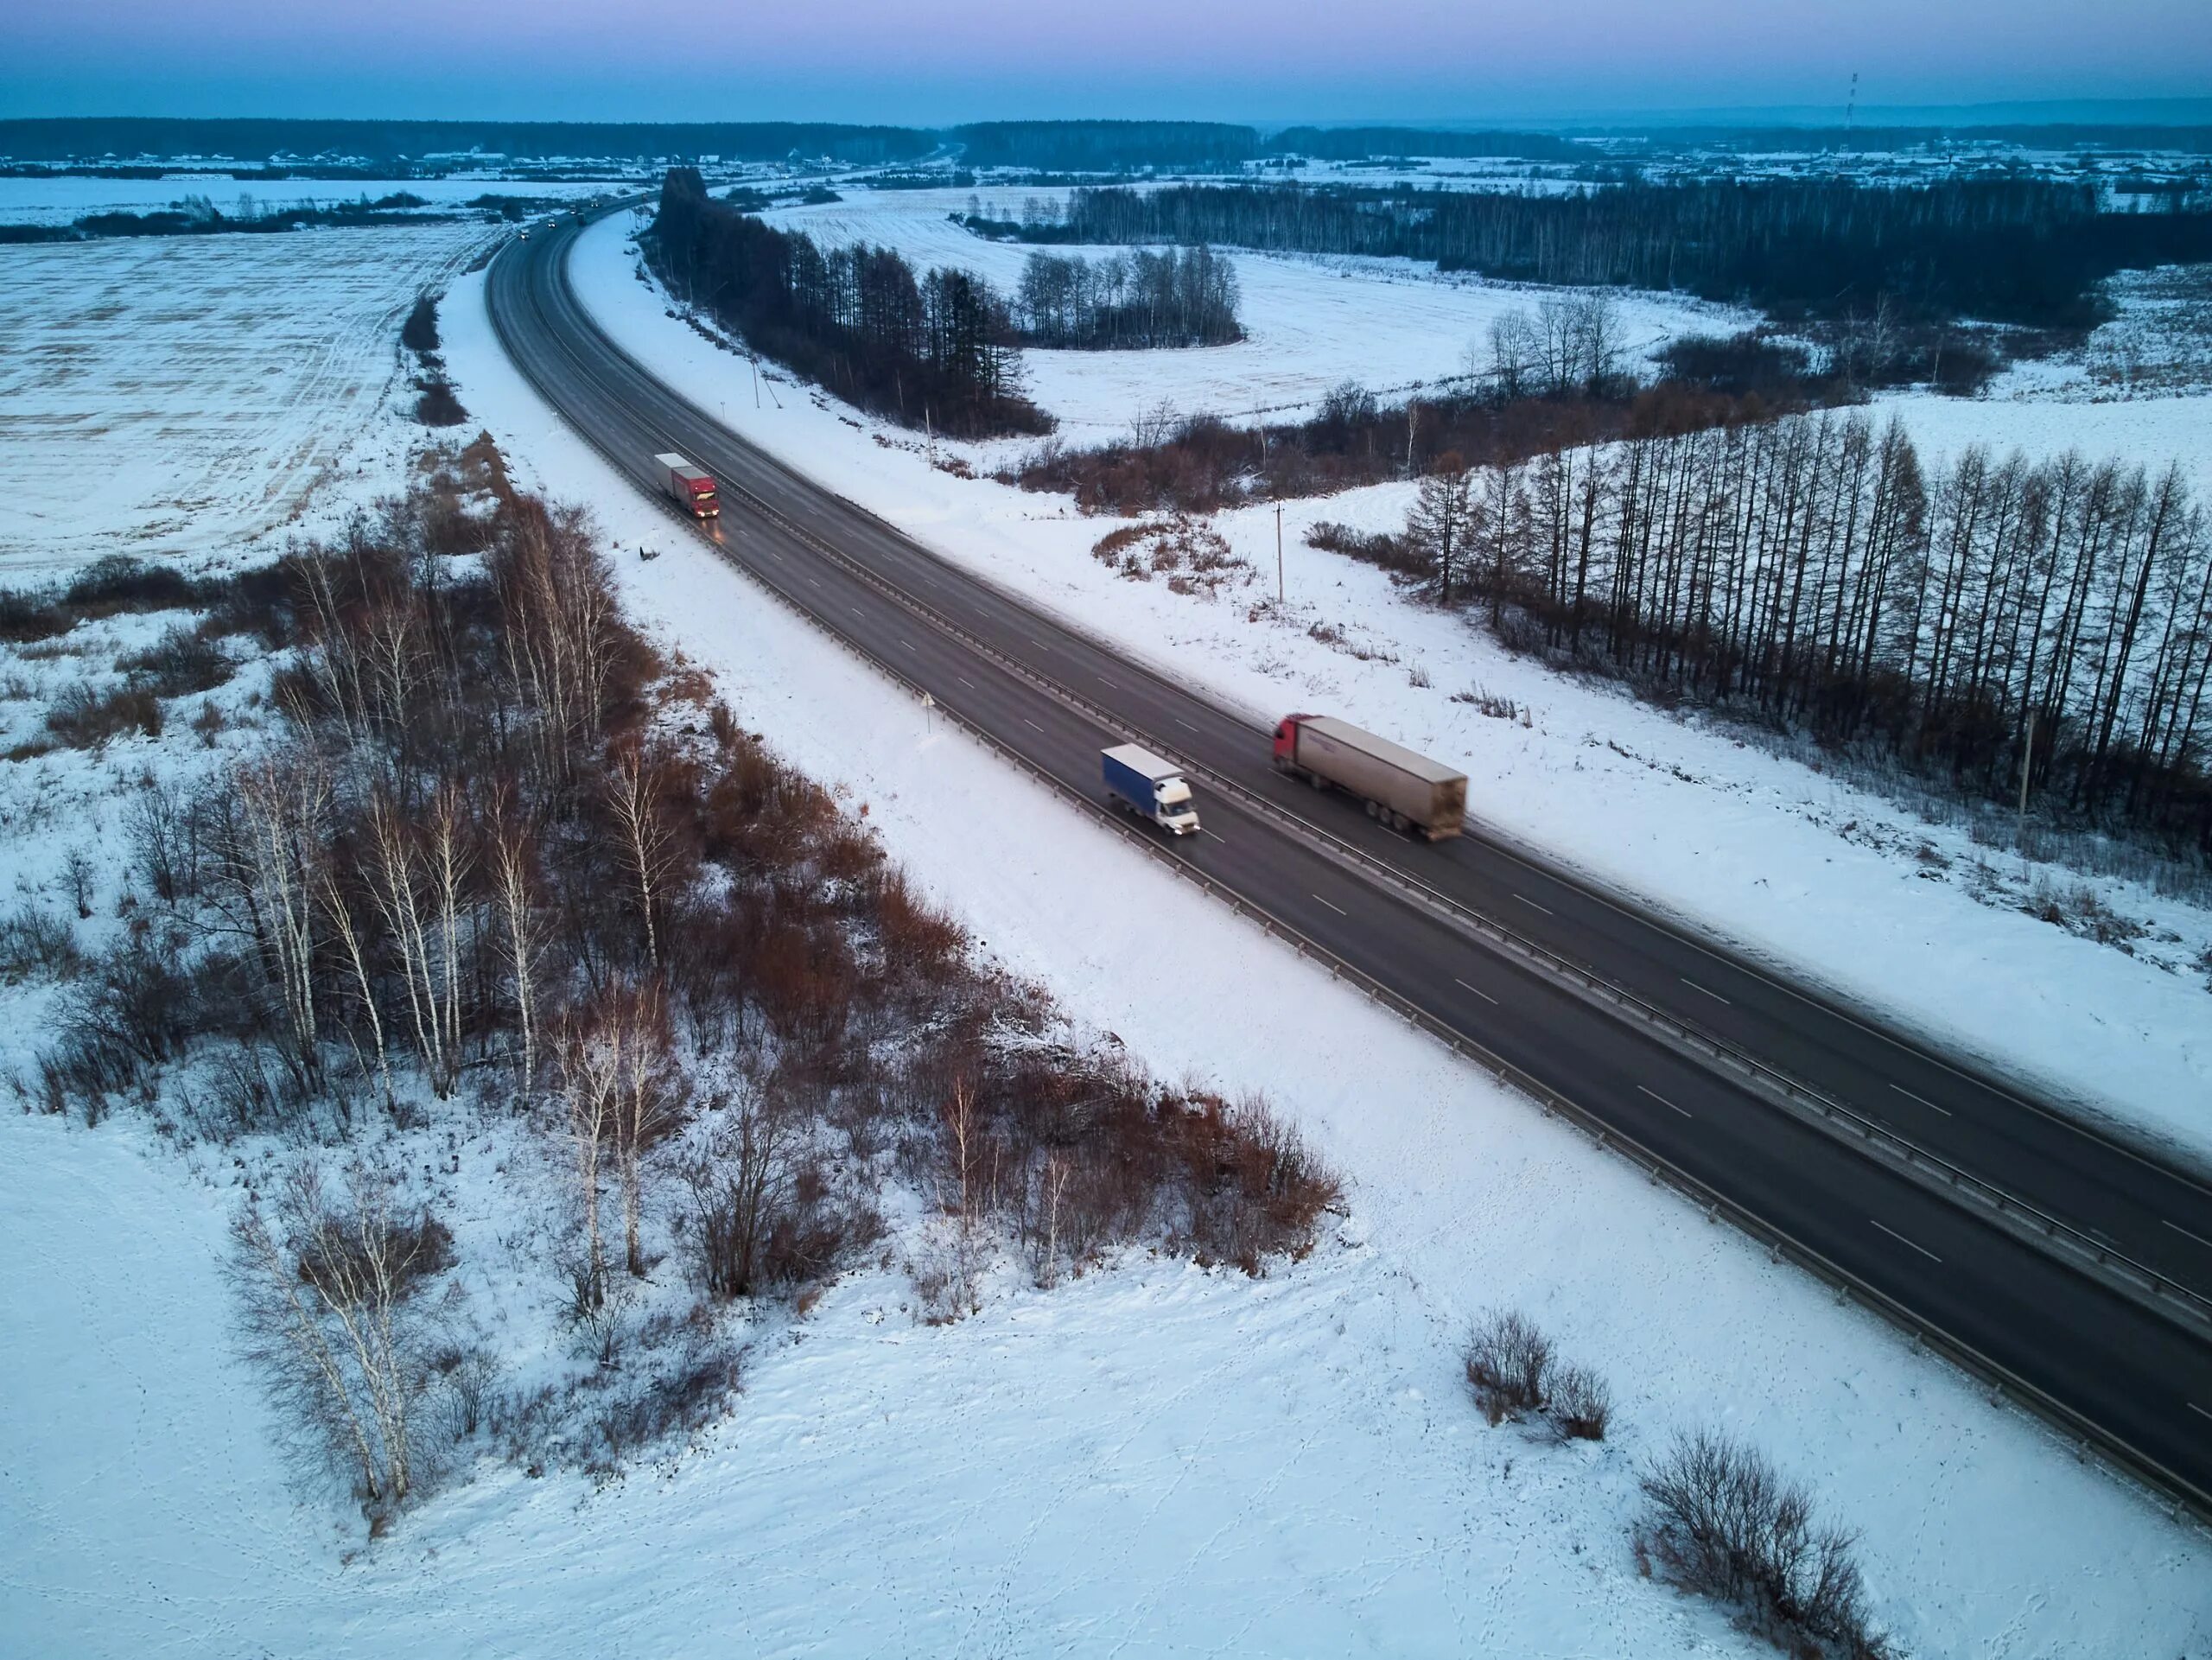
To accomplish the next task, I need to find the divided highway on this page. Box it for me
[489,213,2212,1516]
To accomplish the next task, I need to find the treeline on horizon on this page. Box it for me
[982,178,2212,327]
[12,115,2206,174]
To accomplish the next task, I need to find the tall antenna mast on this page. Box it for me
[1846,71,1859,137]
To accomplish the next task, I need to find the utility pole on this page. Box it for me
[1275,503,1285,604]
[750,354,760,408]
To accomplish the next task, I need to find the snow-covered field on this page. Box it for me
[752,189,1744,431]
[3,205,2209,1660]
[574,212,2212,1167]
[0,174,612,226]
[0,220,499,578]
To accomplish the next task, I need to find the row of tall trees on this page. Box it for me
[1013,246,1242,349]
[652,169,1045,437]
[982,179,2212,327]
[1392,417,2212,849]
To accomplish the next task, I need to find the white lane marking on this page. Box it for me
[1681,976,1732,1007]
[1201,828,1227,843]
[806,576,821,588]
[1029,638,1050,652]
[1313,894,1347,917]
[849,607,865,620]
[1890,1083,1954,1118]
[1097,675,1121,690]
[2189,1402,2212,1424]
[1639,1084,1692,1118]
[900,639,917,652]
[1454,977,1497,1004]
[2165,1218,2212,1250]
[1512,893,1553,916]
[1870,1218,1943,1264]
[1022,718,1045,734]
[1177,718,1199,732]
[957,676,977,690]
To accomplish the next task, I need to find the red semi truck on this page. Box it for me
[654,452,720,518]
[1273,713,1467,839]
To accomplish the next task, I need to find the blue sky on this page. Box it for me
[3,0,2209,124]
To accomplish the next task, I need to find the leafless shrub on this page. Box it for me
[46,682,162,747]
[682,1089,791,1301]
[1639,1428,1890,1659]
[119,624,233,696]
[430,1344,503,1443]
[1549,1364,1611,1441]
[0,904,78,982]
[1465,1309,1554,1423]
[1452,684,1522,720]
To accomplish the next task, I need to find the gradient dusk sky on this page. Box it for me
[3,0,2209,124]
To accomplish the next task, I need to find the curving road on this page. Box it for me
[489,213,2212,1517]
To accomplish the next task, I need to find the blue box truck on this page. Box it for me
[1102,742,1199,836]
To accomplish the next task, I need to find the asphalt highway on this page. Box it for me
[488,214,2212,1514]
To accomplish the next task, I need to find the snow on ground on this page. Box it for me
[448,265,2210,1657]
[0,220,499,579]
[0,175,612,226]
[571,212,2212,1167]
[2,214,2206,1660]
[746,189,1744,432]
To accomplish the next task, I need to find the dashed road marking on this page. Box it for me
[1313,894,1347,917]
[2165,1218,2212,1250]
[1023,718,1045,733]
[1177,718,1199,732]
[1097,674,1121,690]
[957,676,977,690]
[1454,977,1497,1004]
[1639,1084,1692,1118]
[1681,976,1732,1007]
[1890,1083,1953,1118]
[1871,1218,1942,1264]
[2189,1402,2212,1424]
[1513,894,1553,916]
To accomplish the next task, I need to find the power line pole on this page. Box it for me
[1275,503,1284,605]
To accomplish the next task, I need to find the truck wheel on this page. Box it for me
[1364,798,1379,819]
[1389,810,1410,833]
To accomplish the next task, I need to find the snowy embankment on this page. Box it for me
[570,208,2212,1167]
[0,219,499,578]
[444,264,2206,1654]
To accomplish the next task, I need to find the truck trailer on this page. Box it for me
[1272,714,1466,839]
[653,453,720,519]
[1101,743,1199,836]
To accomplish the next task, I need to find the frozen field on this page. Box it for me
[748,188,1743,431]
[0,221,499,578]
[573,213,2212,1167]
[0,174,610,226]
